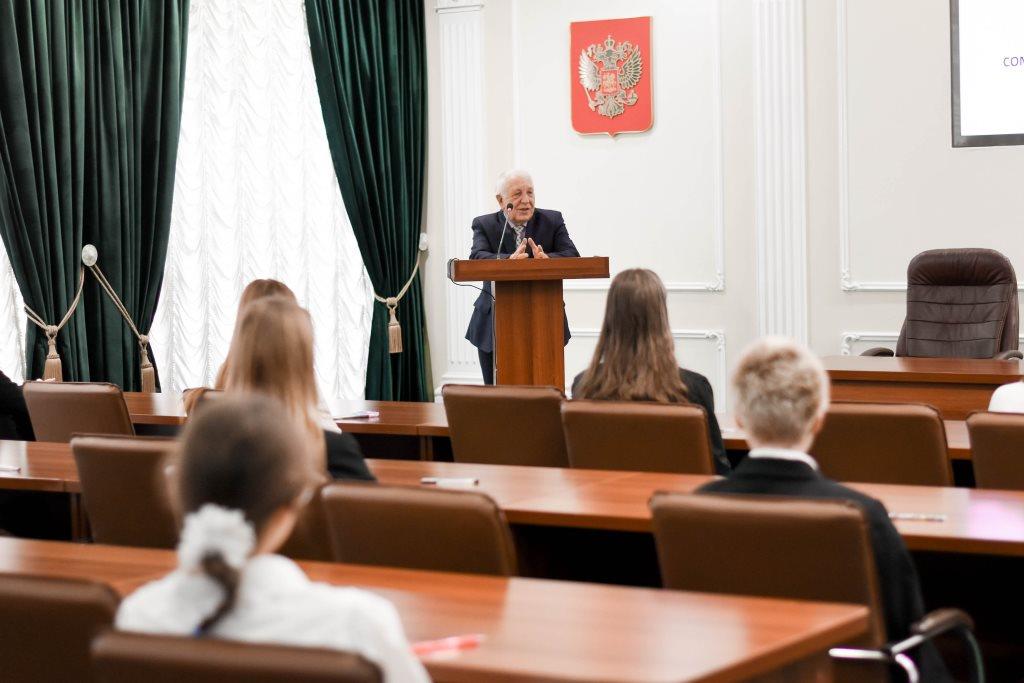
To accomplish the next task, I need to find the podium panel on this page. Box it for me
[451,257,610,390]
[494,279,564,387]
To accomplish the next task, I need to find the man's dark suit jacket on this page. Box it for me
[465,208,579,352]
[697,457,949,681]
[571,366,730,475]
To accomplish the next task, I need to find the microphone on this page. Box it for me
[495,202,515,259]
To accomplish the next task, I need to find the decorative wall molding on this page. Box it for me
[835,0,904,292]
[754,0,808,340]
[512,0,726,293]
[437,0,488,387]
[435,0,484,13]
[841,331,1024,355]
[570,327,727,406]
[835,0,1024,293]
[839,331,897,356]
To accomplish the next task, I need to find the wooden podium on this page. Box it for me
[452,257,610,389]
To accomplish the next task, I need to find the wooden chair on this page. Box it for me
[92,630,381,682]
[810,402,951,486]
[71,435,179,548]
[966,411,1024,490]
[24,382,134,442]
[650,493,981,682]
[278,486,332,562]
[442,384,567,467]
[322,482,517,576]
[0,574,119,682]
[561,400,714,474]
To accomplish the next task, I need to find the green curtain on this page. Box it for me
[0,0,188,388]
[305,0,430,401]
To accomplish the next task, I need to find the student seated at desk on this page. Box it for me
[572,269,729,474]
[0,369,33,440]
[222,296,373,482]
[116,395,429,682]
[698,337,948,681]
[988,380,1024,413]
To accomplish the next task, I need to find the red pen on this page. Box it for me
[412,633,486,656]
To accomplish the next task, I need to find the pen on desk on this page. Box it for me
[420,476,480,487]
[889,512,947,522]
[0,464,21,472]
[412,633,485,656]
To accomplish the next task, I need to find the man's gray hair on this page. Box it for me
[495,169,533,198]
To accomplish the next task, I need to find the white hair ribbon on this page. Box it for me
[177,504,256,571]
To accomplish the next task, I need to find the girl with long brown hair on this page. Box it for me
[116,395,428,682]
[572,268,729,473]
[222,296,373,481]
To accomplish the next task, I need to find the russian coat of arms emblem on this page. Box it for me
[570,17,652,136]
[578,35,643,119]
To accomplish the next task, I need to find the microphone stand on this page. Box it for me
[491,201,517,383]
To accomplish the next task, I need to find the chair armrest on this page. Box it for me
[860,347,895,357]
[995,350,1023,361]
[830,608,983,683]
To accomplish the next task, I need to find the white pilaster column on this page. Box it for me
[436,0,487,386]
[753,0,808,343]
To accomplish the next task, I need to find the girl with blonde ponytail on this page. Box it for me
[116,395,428,682]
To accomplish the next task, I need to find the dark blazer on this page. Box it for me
[0,371,33,440]
[697,457,949,681]
[325,430,376,481]
[465,208,580,352]
[571,367,729,475]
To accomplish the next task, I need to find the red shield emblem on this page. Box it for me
[571,16,652,136]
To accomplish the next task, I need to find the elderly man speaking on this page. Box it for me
[465,170,580,384]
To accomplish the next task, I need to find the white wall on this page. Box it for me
[423,0,1024,407]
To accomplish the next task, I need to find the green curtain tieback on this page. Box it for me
[372,242,426,355]
[24,269,86,382]
[82,244,157,392]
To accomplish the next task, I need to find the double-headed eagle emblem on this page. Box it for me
[578,35,643,119]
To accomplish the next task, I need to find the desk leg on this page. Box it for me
[419,436,434,461]
[69,493,91,543]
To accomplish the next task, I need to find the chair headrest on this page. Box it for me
[907,248,1017,288]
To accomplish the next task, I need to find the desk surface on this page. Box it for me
[123,394,976,460]
[368,460,1024,558]
[822,356,1023,384]
[3,442,1020,557]
[0,537,866,683]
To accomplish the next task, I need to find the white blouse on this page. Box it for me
[989,381,1024,414]
[116,553,430,683]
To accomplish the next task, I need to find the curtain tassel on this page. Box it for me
[386,298,402,354]
[139,336,156,393]
[43,326,63,382]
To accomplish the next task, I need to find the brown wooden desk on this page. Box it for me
[125,392,979,461]
[3,442,1021,557]
[823,356,1022,420]
[369,460,1024,558]
[0,537,867,683]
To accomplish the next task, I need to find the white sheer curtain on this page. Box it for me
[149,0,372,398]
[0,248,26,382]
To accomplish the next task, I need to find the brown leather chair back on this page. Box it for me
[897,248,1018,358]
[0,574,119,682]
[24,382,135,442]
[442,384,567,467]
[322,482,517,576]
[967,411,1024,490]
[561,400,714,474]
[92,630,382,683]
[650,493,886,648]
[71,435,179,548]
[810,402,951,486]
[278,485,333,561]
